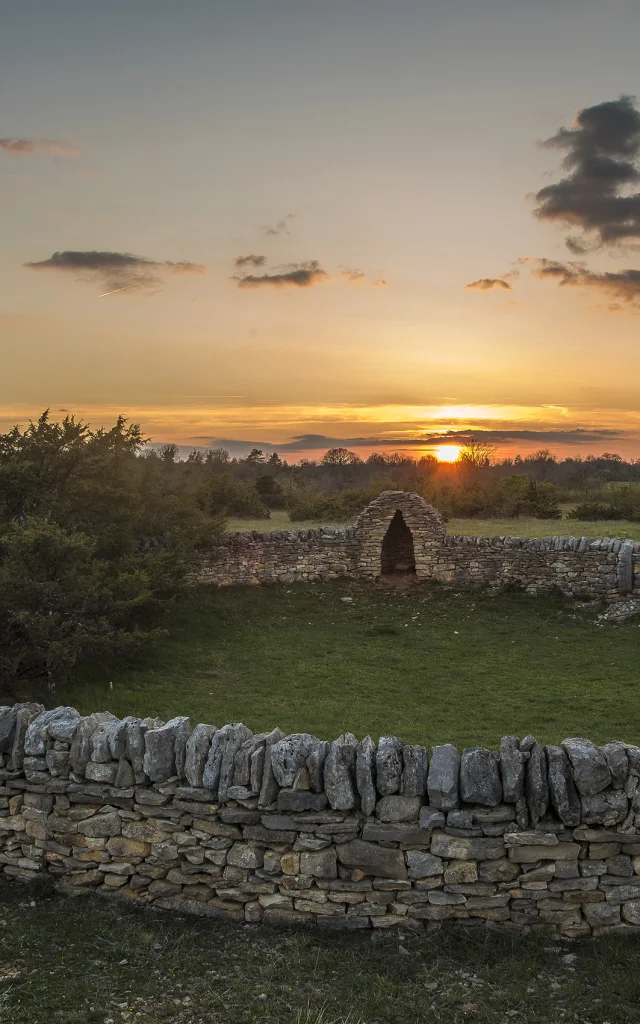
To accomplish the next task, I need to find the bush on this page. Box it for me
[0,412,224,692]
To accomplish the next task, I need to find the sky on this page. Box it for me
[2,0,640,462]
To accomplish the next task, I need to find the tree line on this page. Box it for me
[2,414,639,693]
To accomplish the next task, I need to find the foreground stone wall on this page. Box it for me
[4,704,640,937]
[194,527,639,598]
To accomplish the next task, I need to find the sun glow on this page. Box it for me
[435,445,461,463]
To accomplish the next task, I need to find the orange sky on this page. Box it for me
[2,3,640,462]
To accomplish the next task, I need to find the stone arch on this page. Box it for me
[354,490,445,579]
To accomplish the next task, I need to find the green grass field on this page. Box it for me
[226,509,640,541]
[1,877,640,1024]
[55,580,640,749]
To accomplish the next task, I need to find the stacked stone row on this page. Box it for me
[2,705,640,830]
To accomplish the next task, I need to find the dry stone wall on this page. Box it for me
[4,703,640,936]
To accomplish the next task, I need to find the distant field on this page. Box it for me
[57,580,640,750]
[226,509,640,541]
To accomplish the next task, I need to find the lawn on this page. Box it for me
[54,580,640,750]
[226,510,640,541]
[1,877,640,1024]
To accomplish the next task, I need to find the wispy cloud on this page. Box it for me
[234,254,267,268]
[534,94,640,251]
[262,213,296,236]
[234,260,329,288]
[465,278,512,292]
[339,267,388,288]
[0,137,79,158]
[24,250,205,295]
[524,257,640,309]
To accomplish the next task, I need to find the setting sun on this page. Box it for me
[435,445,461,463]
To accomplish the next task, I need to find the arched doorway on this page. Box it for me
[381,510,416,574]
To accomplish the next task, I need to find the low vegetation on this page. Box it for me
[1,878,640,1024]
[48,581,640,749]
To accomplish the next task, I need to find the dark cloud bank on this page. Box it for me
[465,278,512,291]
[25,250,205,294]
[534,94,640,252]
[470,95,640,310]
[196,428,623,457]
[234,260,329,288]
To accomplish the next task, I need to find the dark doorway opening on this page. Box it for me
[381,510,416,574]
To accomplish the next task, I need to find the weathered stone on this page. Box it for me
[184,724,216,788]
[444,860,478,884]
[419,806,446,830]
[143,717,191,784]
[430,833,505,861]
[306,739,329,793]
[324,733,358,811]
[405,850,443,879]
[601,742,628,789]
[24,709,60,756]
[621,900,640,924]
[257,734,283,809]
[85,761,117,784]
[122,717,148,784]
[583,902,621,927]
[562,738,612,796]
[8,703,43,771]
[376,736,403,796]
[68,713,113,774]
[460,748,502,806]
[499,735,526,804]
[355,736,376,816]
[504,831,559,846]
[509,842,580,862]
[277,789,328,812]
[545,745,581,826]
[337,840,407,879]
[361,821,432,844]
[375,795,421,822]
[401,745,428,797]
[114,759,135,789]
[300,848,337,879]
[270,734,322,788]
[227,842,264,869]
[77,811,121,838]
[581,790,628,826]
[478,857,519,882]
[0,707,17,753]
[427,744,460,811]
[218,724,253,801]
[106,836,150,858]
[523,737,548,826]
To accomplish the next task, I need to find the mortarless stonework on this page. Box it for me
[4,703,640,936]
[193,491,639,598]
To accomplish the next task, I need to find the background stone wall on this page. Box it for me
[4,703,640,936]
[193,526,640,598]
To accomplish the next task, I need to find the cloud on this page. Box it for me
[0,137,79,158]
[24,250,205,294]
[534,95,640,250]
[465,278,512,292]
[339,268,388,288]
[262,213,296,236]
[234,260,329,288]
[340,267,367,284]
[234,254,267,268]
[525,257,640,308]
[201,428,624,456]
